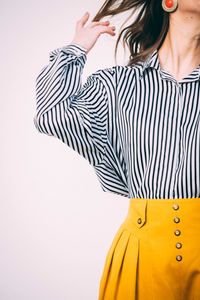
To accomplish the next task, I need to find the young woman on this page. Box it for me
[34,0,200,299]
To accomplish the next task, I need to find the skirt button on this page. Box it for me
[137,217,142,224]
[174,217,180,223]
[176,242,182,249]
[172,203,179,210]
[176,255,182,261]
[174,229,181,236]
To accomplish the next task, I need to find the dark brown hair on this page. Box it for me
[92,0,170,66]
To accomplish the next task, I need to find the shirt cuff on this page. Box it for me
[61,43,87,57]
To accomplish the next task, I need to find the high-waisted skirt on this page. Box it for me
[98,197,200,300]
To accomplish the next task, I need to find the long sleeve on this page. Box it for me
[33,45,200,199]
[33,44,109,166]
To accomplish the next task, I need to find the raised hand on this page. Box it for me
[70,11,116,54]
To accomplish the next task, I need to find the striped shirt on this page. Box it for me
[34,43,200,199]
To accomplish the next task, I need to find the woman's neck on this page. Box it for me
[158,11,200,81]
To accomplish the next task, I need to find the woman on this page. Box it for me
[34,0,200,299]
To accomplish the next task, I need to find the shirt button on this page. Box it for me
[176,242,182,249]
[176,255,182,261]
[137,217,142,224]
[174,217,180,223]
[172,203,179,210]
[174,229,181,236]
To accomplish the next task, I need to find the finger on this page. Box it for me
[98,26,116,36]
[98,25,116,32]
[90,20,110,27]
[76,12,90,29]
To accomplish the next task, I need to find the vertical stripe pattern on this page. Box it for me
[34,43,200,199]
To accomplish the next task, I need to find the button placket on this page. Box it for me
[172,83,184,198]
[172,203,183,262]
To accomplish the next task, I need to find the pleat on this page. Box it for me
[115,233,139,299]
[98,223,139,300]
[98,223,125,300]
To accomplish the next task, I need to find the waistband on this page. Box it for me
[126,197,200,229]
[129,197,200,203]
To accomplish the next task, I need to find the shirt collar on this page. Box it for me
[139,49,200,83]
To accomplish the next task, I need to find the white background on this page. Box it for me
[0,1,133,299]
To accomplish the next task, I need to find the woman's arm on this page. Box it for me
[33,43,112,166]
[33,12,116,166]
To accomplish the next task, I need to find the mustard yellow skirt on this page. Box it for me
[98,197,200,300]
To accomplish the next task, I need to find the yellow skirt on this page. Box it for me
[98,197,200,300]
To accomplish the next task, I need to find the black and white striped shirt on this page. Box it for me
[34,43,200,199]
